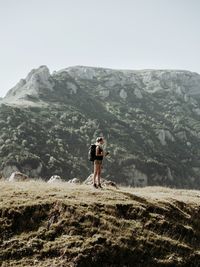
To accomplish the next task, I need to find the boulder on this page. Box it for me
[47,175,63,183]
[8,171,29,182]
[67,178,81,184]
[119,89,127,99]
[103,180,118,188]
[83,174,95,185]
[84,174,117,188]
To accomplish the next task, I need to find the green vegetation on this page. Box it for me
[1,66,200,188]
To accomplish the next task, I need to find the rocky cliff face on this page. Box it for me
[4,65,54,105]
[0,65,200,188]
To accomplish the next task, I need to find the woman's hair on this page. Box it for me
[96,137,103,143]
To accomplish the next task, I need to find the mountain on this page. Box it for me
[1,65,200,188]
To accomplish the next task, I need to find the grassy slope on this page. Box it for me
[0,182,200,267]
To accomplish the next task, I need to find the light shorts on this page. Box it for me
[94,160,103,165]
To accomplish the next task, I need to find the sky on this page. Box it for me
[0,0,200,97]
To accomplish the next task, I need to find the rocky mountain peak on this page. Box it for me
[2,65,200,106]
[25,65,51,84]
[3,65,53,105]
[137,69,200,96]
[57,66,200,98]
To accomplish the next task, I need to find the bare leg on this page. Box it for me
[97,164,102,185]
[93,162,98,185]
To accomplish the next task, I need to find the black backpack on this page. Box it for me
[88,144,96,161]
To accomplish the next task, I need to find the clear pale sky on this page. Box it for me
[0,0,199,97]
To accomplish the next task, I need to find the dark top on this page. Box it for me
[95,145,103,160]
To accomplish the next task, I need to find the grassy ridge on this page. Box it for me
[0,181,200,266]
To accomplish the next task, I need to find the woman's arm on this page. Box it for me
[96,146,103,156]
[96,146,109,157]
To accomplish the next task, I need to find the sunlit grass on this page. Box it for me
[1,180,200,266]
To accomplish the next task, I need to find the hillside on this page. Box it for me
[1,181,200,266]
[0,65,200,187]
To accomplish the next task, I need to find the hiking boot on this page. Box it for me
[98,183,103,189]
[93,183,98,189]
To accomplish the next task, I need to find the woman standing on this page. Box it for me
[93,137,109,188]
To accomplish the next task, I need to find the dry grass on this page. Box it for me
[1,181,200,266]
